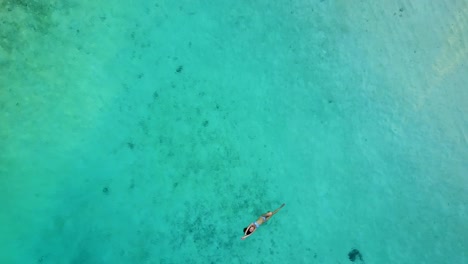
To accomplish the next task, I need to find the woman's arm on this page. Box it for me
[241,233,252,240]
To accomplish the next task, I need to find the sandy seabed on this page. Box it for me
[1,1,466,263]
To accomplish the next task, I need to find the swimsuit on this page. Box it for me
[253,216,267,228]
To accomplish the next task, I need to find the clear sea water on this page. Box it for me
[1,1,467,263]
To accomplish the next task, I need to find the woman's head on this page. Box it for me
[243,225,255,234]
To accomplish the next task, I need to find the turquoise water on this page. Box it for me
[1,0,467,263]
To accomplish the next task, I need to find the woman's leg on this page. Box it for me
[264,203,285,221]
[271,203,285,216]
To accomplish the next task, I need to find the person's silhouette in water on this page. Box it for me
[241,203,285,240]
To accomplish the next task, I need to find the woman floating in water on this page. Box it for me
[241,203,285,240]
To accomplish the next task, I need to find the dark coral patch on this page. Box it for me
[348,248,363,262]
[127,142,135,149]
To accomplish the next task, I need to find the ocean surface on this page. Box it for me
[1,1,467,263]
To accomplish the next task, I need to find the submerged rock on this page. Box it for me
[348,248,363,262]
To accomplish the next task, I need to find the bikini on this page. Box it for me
[253,216,267,228]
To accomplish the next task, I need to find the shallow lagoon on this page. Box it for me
[1,1,466,263]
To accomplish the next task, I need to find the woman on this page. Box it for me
[241,203,285,240]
